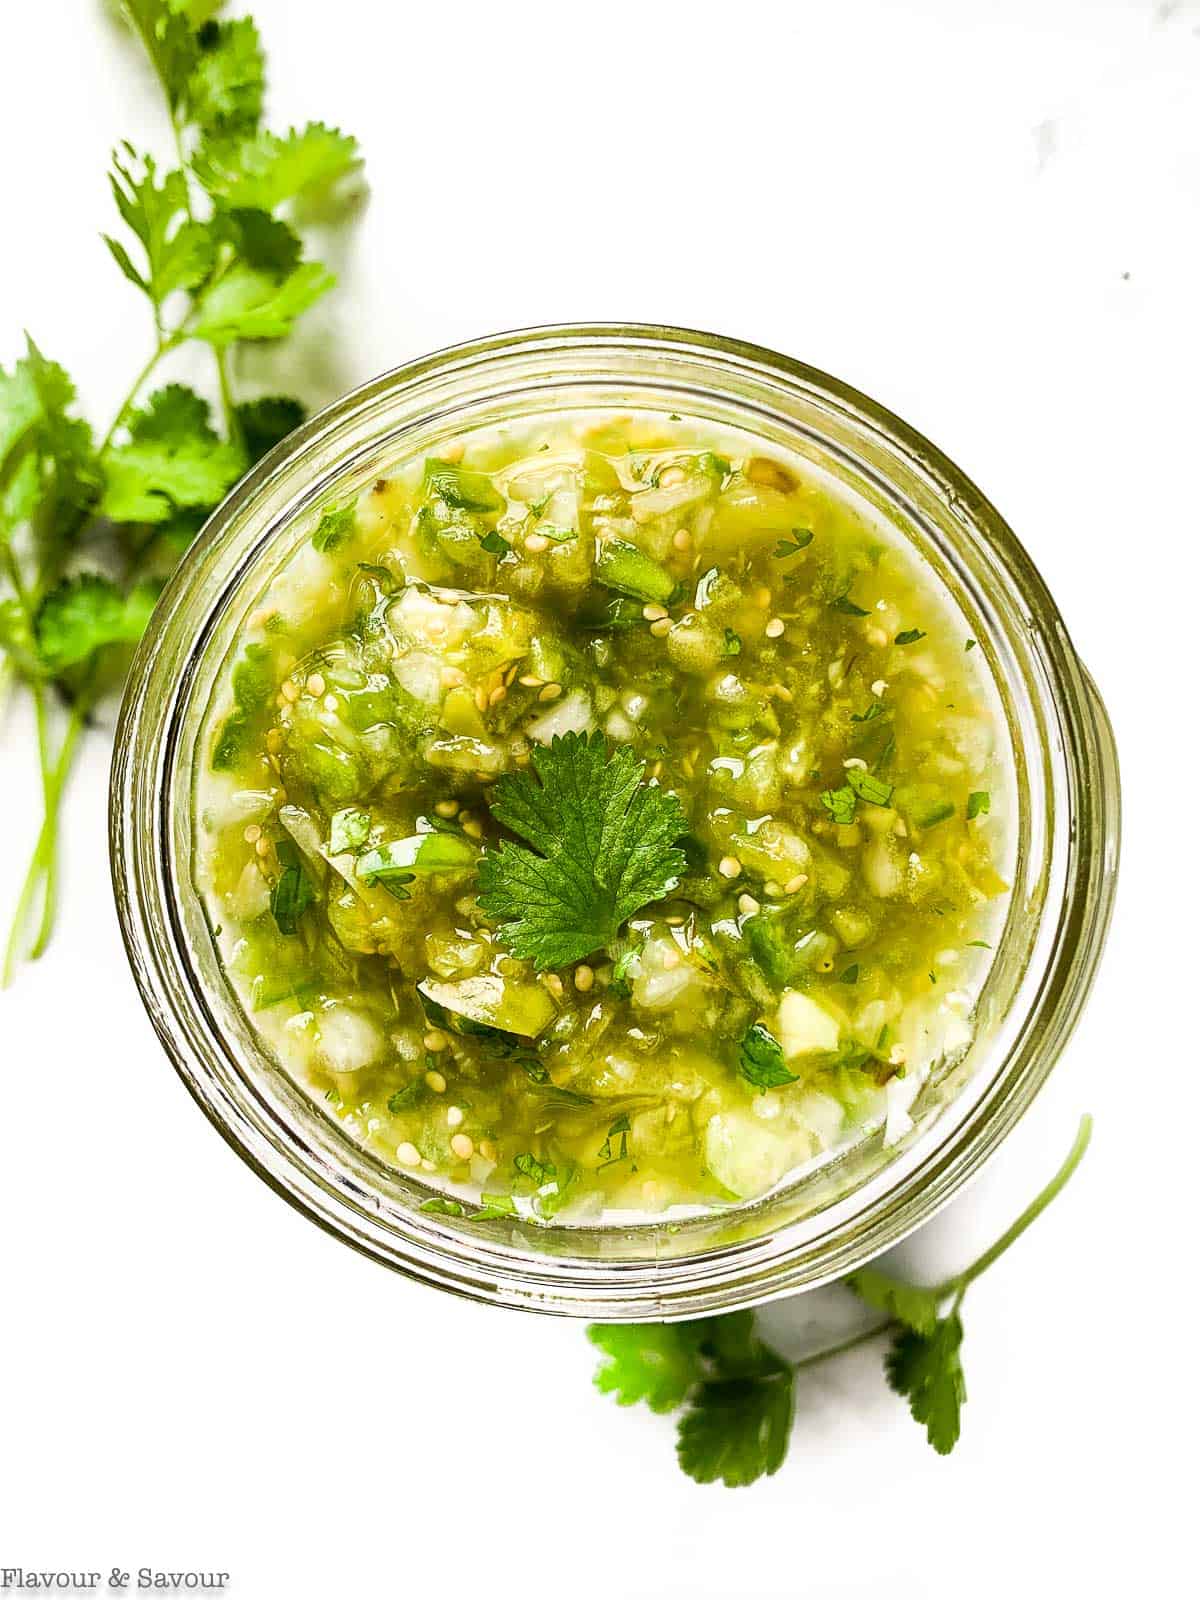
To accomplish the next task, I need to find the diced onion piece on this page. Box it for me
[278,803,327,874]
[527,688,595,744]
[315,1006,384,1073]
[777,990,840,1057]
[884,1072,921,1147]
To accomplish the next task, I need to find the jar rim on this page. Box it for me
[109,322,1121,1318]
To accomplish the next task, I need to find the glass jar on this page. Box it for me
[109,325,1120,1319]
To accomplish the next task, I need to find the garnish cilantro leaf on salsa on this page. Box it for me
[477,731,688,969]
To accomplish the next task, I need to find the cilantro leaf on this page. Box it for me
[270,838,318,935]
[35,575,158,672]
[772,528,813,558]
[312,501,356,552]
[894,627,927,646]
[477,732,687,969]
[918,800,955,828]
[328,807,371,854]
[186,16,265,136]
[820,784,857,825]
[885,1313,966,1455]
[851,701,885,724]
[235,395,305,462]
[104,148,214,311]
[100,385,244,522]
[967,790,991,820]
[217,207,302,276]
[736,1021,798,1092]
[189,261,335,344]
[210,641,273,769]
[677,1368,794,1488]
[121,0,198,110]
[588,1323,708,1413]
[722,627,741,656]
[193,122,361,210]
[598,1111,631,1164]
[1,453,41,539]
[5,339,100,539]
[832,592,869,616]
[513,1151,555,1186]
[845,766,893,806]
[172,1,226,23]
[0,353,41,468]
[846,1267,940,1337]
[387,1080,429,1113]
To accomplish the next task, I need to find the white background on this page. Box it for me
[2,2,1197,1596]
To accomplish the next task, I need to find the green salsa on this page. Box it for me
[196,411,1008,1220]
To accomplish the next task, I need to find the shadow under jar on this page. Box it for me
[110,324,1119,1320]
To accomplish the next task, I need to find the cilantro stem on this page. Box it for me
[792,1320,893,1369]
[29,690,92,960]
[98,336,178,457]
[790,1115,1094,1371]
[3,689,90,984]
[935,1114,1093,1299]
[214,346,241,451]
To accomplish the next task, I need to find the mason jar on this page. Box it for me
[109,324,1120,1319]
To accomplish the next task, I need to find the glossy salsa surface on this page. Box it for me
[195,410,1008,1222]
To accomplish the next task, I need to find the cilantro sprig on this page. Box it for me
[588,1116,1092,1484]
[476,731,688,969]
[0,1,363,982]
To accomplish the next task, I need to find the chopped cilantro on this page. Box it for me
[598,1112,631,1164]
[918,801,955,828]
[723,627,742,656]
[851,702,886,724]
[312,502,355,552]
[894,628,926,646]
[820,785,857,826]
[328,806,370,854]
[967,790,991,820]
[772,529,814,559]
[736,1022,798,1092]
[269,838,317,935]
[845,767,893,806]
[387,1081,429,1113]
[831,592,869,616]
[513,1152,556,1187]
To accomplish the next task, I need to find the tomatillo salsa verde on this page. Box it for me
[196,411,1007,1221]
